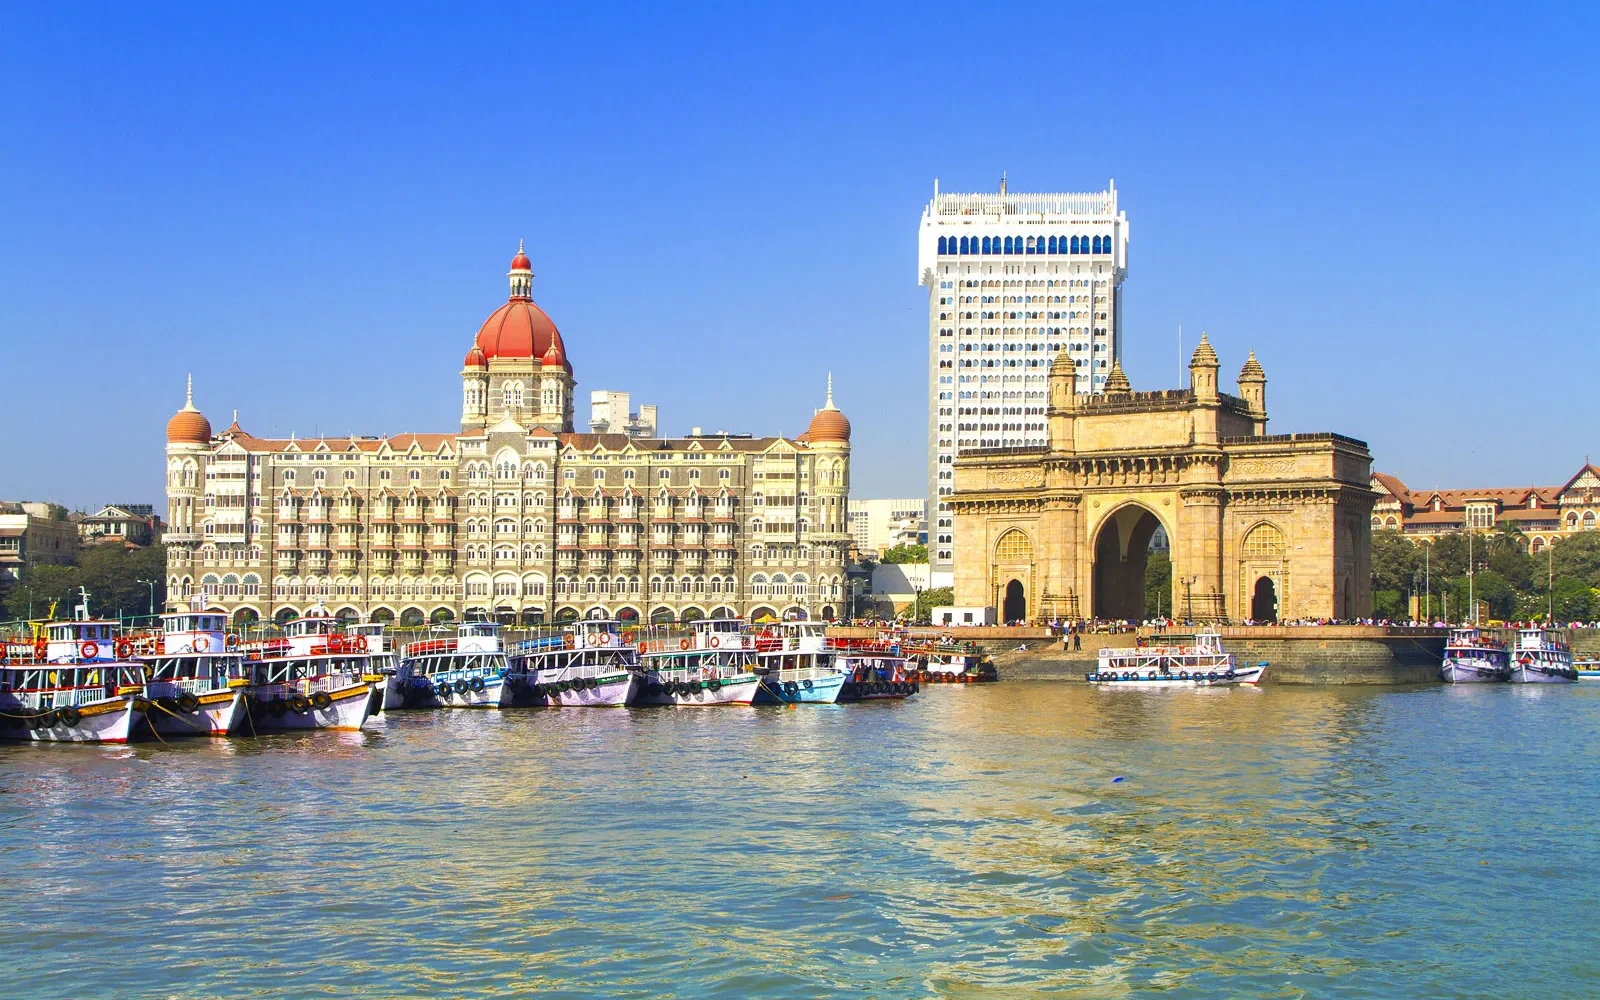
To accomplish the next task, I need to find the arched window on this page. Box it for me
[1047,236,1057,254]
[1242,523,1287,557]
[994,529,1033,564]
[1070,235,1080,254]
[1003,236,1013,254]
[959,236,969,254]
[981,236,991,254]
[1532,537,1545,554]
[938,236,947,254]
[1585,511,1596,530]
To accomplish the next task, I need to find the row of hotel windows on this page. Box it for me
[938,234,1113,256]
[170,574,841,600]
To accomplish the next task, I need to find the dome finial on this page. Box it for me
[825,372,835,409]
[182,373,197,412]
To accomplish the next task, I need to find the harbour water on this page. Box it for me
[2,682,1597,998]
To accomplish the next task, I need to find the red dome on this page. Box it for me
[463,345,486,368]
[167,408,211,444]
[474,299,571,372]
[805,408,850,443]
[510,249,531,271]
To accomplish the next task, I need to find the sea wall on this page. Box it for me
[829,625,1452,685]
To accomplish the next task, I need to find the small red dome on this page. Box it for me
[167,408,211,444]
[463,346,486,368]
[510,248,531,272]
[805,408,850,444]
[541,334,567,368]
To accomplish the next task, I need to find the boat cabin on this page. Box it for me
[46,619,122,664]
[1514,627,1568,653]
[161,611,229,655]
[688,617,753,651]
[569,619,626,650]
[455,621,502,653]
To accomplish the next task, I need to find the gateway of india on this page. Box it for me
[164,245,853,626]
[952,337,1374,623]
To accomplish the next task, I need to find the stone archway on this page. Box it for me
[1002,580,1026,622]
[1251,576,1278,622]
[1092,504,1163,620]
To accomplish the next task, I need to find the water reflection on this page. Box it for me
[1,684,1597,998]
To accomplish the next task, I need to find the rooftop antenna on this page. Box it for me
[999,171,1007,196]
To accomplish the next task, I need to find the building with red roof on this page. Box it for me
[1370,464,1600,554]
[164,244,852,626]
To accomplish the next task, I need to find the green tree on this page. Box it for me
[1144,550,1171,618]
[1550,577,1594,621]
[1446,569,1515,621]
[880,544,928,565]
[4,563,81,621]
[1372,589,1407,620]
[911,586,954,623]
[1551,532,1600,590]
[1371,530,1420,594]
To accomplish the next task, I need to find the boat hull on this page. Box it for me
[0,696,144,744]
[1440,658,1509,683]
[527,670,636,707]
[1509,664,1577,684]
[147,687,246,737]
[392,675,507,710]
[242,680,378,732]
[1088,664,1267,687]
[635,672,761,706]
[837,678,917,702]
[753,672,844,704]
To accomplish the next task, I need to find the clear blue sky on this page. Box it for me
[3,3,1596,511]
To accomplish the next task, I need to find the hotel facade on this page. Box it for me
[918,178,1129,575]
[164,246,853,626]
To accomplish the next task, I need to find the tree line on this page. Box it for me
[3,544,167,624]
[1372,526,1600,622]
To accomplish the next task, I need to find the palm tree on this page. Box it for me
[1489,520,1528,559]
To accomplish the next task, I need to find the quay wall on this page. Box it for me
[829,625,1450,685]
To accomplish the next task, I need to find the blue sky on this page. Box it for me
[2,3,1595,511]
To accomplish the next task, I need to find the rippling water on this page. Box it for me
[3,682,1598,998]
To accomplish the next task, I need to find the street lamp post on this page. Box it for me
[137,578,156,617]
[1182,575,1198,623]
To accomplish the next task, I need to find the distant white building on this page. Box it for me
[919,176,1129,575]
[847,498,927,554]
[589,390,657,438]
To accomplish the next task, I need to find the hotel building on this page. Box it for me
[164,245,853,626]
[918,178,1129,574]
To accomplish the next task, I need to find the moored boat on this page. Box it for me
[0,590,146,743]
[392,620,509,710]
[240,605,383,731]
[829,631,917,702]
[1508,627,1577,683]
[1577,659,1600,680]
[635,618,763,706]
[1089,628,1265,687]
[905,637,999,685]
[505,620,637,707]
[1440,626,1510,683]
[139,606,249,737]
[751,620,844,704]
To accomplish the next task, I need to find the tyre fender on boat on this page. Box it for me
[454,678,470,695]
[287,693,311,714]
[469,675,486,693]
[177,692,201,714]
[783,681,799,696]
[57,705,81,727]
[311,691,333,710]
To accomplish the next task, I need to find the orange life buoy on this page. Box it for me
[226,634,240,649]
[708,635,720,648]
[597,633,611,647]
[680,638,691,651]
[622,629,637,645]
[194,636,210,653]
[563,634,576,650]
[353,635,368,652]
[81,641,100,659]
[115,640,133,659]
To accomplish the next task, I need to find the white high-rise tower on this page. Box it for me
[919,177,1128,575]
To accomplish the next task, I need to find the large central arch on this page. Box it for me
[1092,504,1164,620]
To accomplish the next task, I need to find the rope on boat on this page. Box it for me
[146,696,208,733]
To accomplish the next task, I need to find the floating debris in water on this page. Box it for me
[1112,776,1125,783]
[824,893,852,901]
